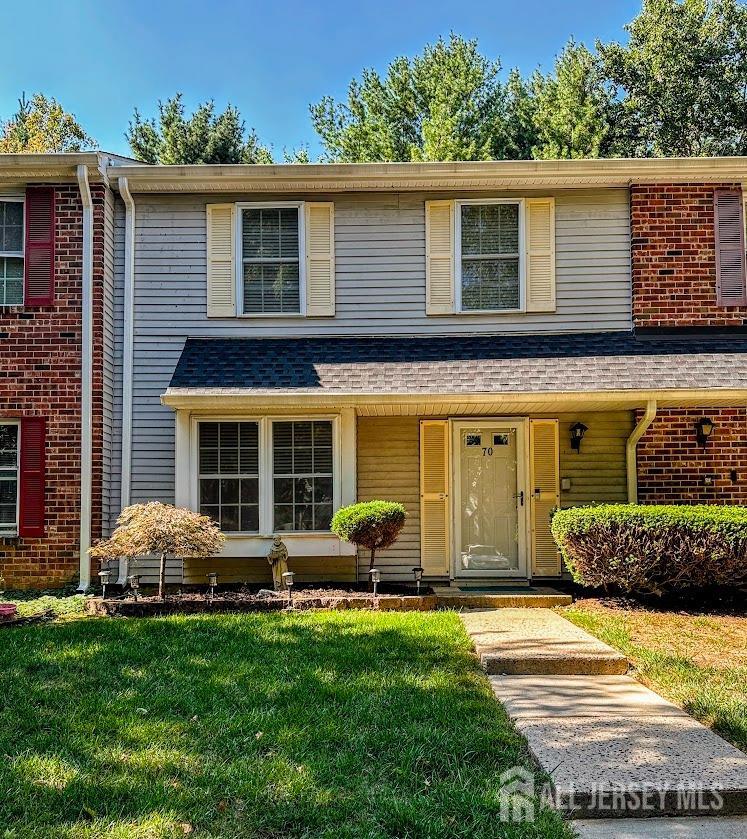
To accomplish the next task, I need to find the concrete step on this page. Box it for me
[435,589,572,609]
[573,816,747,838]
[460,608,628,675]
[491,675,747,819]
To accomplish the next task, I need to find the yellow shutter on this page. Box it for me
[525,198,556,312]
[305,202,335,316]
[425,200,454,314]
[530,419,561,577]
[420,420,450,576]
[206,204,236,317]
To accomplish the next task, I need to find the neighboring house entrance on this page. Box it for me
[452,420,527,578]
[419,418,560,582]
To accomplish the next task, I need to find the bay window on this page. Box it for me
[457,200,522,312]
[0,422,19,535]
[0,199,24,306]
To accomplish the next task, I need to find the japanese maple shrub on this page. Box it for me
[90,502,225,600]
[331,501,407,574]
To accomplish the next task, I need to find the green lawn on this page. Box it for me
[0,610,570,839]
[561,600,747,752]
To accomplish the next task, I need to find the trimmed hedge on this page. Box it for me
[551,504,747,594]
[331,501,407,572]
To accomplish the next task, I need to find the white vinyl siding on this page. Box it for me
[0,422,19,535]
[0,198,24,306]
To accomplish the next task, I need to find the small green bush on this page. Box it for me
[551,504,747,595]
[331,501,407,573]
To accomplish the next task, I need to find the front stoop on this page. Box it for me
[460,608,628,675]
[434,587,572,610]
[492,675,747,819]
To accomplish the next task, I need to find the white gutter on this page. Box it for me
[626,399,657,504]
[117,177,136,586]
[76,164,93,591]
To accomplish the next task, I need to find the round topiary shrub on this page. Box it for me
[331,500,407,573]
[551,504,747,595]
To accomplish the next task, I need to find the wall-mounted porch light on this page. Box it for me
[695,417,716,448]
[570,422,588,454]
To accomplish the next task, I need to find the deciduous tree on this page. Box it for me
[0,93,96,153]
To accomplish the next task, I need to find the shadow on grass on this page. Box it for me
[0,612,571,839]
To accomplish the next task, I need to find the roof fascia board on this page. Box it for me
[107,157,747,193]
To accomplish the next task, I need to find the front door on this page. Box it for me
[453,421,527,578]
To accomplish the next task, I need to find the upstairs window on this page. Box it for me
[0,199,24,306]
[0,422,19,536]
[241,206,301,315]
[458,201,521,312]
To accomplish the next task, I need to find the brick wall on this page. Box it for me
[637,407,747,504]
[0,183,107,588]
[631,183,747,328]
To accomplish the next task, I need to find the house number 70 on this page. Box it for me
[482,447,494,456]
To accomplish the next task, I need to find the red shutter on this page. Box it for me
[19,418,46,537]
[24,187,55,306]
[714,189,747,306]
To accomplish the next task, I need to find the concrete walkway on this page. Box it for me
[459,609,747,820]
[572,816,747,837]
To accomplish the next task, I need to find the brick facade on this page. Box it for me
[636,407,747,504]
[0,183,107,588]
[631,183,747,328]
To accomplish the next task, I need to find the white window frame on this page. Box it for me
[191,415,341,537]
[454,198,526,314]
[0,419,20,537]
[234,201,306,318]
[0,196,25,307]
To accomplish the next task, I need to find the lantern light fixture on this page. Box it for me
[98,568,111,600]
[369,568,381,603]
[282,571,295,608]
[412,566,424,596]
[570,422,588,453]
[206,572,218,603]
[695,417,716,448]
[128,574,140,602]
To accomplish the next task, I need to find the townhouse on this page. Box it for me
[2,155,747,589]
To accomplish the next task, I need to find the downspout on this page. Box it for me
[117,177,135,586]
[626,399,657,504]
[77,164,93,591]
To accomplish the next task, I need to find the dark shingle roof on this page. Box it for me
[168,332,747,394]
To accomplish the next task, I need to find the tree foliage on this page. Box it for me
[126,93,273,164]
[90,502,225,600]
[599,0,747,156]
[0,93,96,153]
[312,3,747,161]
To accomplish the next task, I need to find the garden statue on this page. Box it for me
[267,535,289,590]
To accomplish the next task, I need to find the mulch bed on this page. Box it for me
[87,587,438,617]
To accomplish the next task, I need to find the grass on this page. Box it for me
[560,599,747,752]
[0,610,571,839]
[3,587,87,618]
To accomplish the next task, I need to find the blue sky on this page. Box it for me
[4,0,640,159]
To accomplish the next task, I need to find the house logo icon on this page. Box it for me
[498,766,536,822]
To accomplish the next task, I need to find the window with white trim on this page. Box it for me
[273,420,333,532]
[0,422,19,535]
[0,199,24,306]
[198,422,260,533]
[241,206,301,314]
[458,201,521,311]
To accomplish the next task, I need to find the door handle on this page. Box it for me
[514,491,524,506]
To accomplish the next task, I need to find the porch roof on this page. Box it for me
[163,332,747,413]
